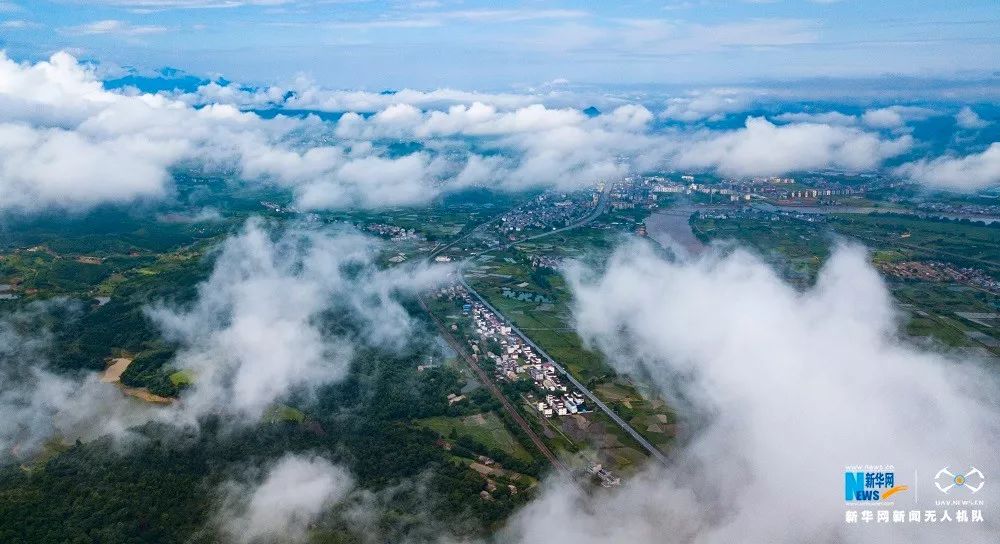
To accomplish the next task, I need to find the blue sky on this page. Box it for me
[1,1,998,89]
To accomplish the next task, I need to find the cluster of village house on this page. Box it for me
[437,285,589,418]
[876,260,1000,293]
[364,223,424,241]
[435,285,624,489]
[589,463,622,488]
[529,255,560,270]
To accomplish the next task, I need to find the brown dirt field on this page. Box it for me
[101,358,133,383]
[101,357,174,405]
[120,386,174,405]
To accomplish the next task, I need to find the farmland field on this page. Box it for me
[418,412,534,462]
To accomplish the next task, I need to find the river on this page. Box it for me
[646,204,707,257]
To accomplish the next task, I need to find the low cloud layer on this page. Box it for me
[860,106,937,130]
[774,105,949,132]
[185,80,556,113]
[500,241,1000,543]
[660,88,753,122]
[956,107,990,130]
[150,219,449,424]
[0,302,155,460]
[896,143,1000,191]
[4,51,993,214]
[217,453,353,544]
[0,220,448,458]
[675,117,912,176]
[0,51,455,212]
[0,303,80,457]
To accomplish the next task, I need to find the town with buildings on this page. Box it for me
[646,173,873,205]
[435,284,590,419]
[495,191,598,238]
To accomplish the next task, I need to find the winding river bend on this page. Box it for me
[646,204,707,257]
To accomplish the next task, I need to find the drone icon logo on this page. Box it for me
[934,466,985,494]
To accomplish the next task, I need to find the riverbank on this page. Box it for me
[646,205,707,256]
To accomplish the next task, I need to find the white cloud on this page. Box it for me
[674,117,912,176]
[955,106,990,130]
[329,101,661,192]
[194,81,551,113]
[148,220,449,424]
[661,88,752,122]
[0,51,647,211]
[0,51,275,211]
[77,0,293,8]
[0,51,970,211]
[246,97,920,194]
[290,152,447,209]
[861,108,904,129]
[0,19,33,29]
[861,105,936,129]
[441,9,588,24]
[0,51,457,211]
[501,241,1000,544]
[218,454,353,544]
[895,143,1000,191]
[528,17,820,57]
[63,19,169,36]
[772,110,858,126]
[326,8,588,30]
[0,123,186,210]
[332,101,608,141]
[687,18,820,49]
[776,104,946,132]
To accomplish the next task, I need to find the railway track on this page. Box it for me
[419,297,570,475]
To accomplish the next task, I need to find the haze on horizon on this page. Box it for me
[0,0,998,91]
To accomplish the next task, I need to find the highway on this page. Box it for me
[457,273,669,465]
[429,214,503,259]
[428,185,669,465]
[455,186,669,464]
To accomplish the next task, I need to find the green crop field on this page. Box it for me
[830,213,1000,271]
[418,412,533,462]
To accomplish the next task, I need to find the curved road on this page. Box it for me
[470,187,610,257]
